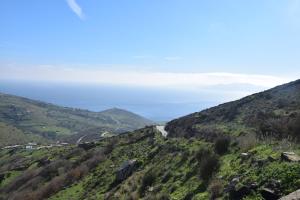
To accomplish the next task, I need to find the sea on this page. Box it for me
[0,80,220,122]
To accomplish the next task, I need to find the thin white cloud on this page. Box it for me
[0,65,294,90]
[66,0,84,20]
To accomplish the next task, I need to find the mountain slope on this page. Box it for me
[1,80,300,200]
[0,93,153,146]
[99,108,153,131]
[166,79,300,141]
[1,126,300,200]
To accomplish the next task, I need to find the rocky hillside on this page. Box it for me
[1,125,300,200]
[0,93,153,146]
[166,79,300,141]
[1,80,300,200]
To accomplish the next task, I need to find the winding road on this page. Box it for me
[156,125,168,137]
[76,135,87,144]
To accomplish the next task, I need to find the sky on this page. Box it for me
[0,0,300,119]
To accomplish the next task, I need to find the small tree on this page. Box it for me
[199,153,219,182]
[214,136,230,155]
[195,147,220,182]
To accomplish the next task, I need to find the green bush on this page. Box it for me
[140,170,156,195]
[195,147,211,162]
[214,137,230,155]
[260,162,300,194]
[196,148,220,182]
[200,154,219,182]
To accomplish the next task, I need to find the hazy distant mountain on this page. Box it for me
[0,93,153,146]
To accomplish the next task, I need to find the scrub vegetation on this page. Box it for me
[1,80,300,199]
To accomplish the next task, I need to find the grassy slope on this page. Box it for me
[0,93,153,146]
[1,127,300,200]
[1,80,300,199]
[0,122,48,146]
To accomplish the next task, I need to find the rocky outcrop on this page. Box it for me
[281,152,300,162]
[116,159,138,182]
[260,188,280,200]
[240,153,250,160]
[259,179,282,200]
[225,177,258,200]
[280,189,300,200]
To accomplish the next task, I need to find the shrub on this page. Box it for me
[85,153,105,169]
[104,139,116,154]
[288,115,300,140]
[157,192,170,200]
[144,192,170,200]
[161,171,172,183]
[208,179,223,199]
[66,165,89,184]
[39,160,70,178]
[140,170,156,195]
[214,136,230,155]
[4,168,40,192]
[199,154,219,182]
[195,148,220,182]
[64,148,85,160]
[195,147,211,162]
[259,162,300,194]
[129,191,140,200]
[237,133,257,151]
[36,175,65,198]
[10,191,40,200]
[183,191,197,200]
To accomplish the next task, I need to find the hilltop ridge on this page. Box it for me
[166,79,300,141]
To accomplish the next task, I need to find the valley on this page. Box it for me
[0,80,300,199]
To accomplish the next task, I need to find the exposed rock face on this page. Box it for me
[225,177,257,200]
[116,159,138,182]
[280,189,300,200]
[281,152,300,162]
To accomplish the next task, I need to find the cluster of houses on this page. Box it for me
[1,141,69,151]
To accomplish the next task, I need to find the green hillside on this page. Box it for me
[1,126,300,200]
[166,79,300,141]
[0,93,153,147]
[1,80,300,200]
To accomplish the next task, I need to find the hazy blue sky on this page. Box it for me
[0,1,300,117]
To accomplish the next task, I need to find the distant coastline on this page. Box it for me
[0,80,218,121]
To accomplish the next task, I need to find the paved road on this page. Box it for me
[76,135,87,144]
[156,125,168,137]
